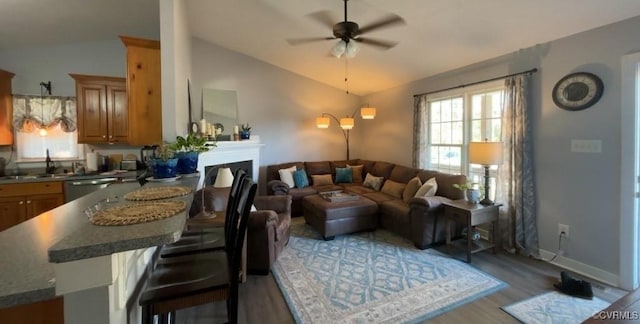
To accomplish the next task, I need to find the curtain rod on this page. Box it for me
[413,68,538,97]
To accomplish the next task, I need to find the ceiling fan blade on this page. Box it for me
[358,14,406,35]
[287,37,335,46]
[308,10,338,29]
[353,37,397,49]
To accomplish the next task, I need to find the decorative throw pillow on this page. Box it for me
[292,169,309,188]
[362,173,384,191]
[402,177,422,203]
[347,164,364,183]
[381,179,406,199]
[335,167,353,183]
[415,177,438,197]
[278,165,297,188]
[311,174,334,186]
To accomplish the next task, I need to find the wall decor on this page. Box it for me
[552,72,604,111]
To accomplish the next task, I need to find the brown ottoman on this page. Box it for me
[302,194,379,240]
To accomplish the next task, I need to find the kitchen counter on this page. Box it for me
[0,176,196,308]
[0,170,139,184]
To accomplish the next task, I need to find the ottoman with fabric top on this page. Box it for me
[302,194,379,240]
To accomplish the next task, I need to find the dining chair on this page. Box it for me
[159,168,247,258]
[139,177,257,324]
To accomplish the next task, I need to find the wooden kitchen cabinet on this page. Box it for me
[70,74,128,144]
[0,69,15,145]
[120,35,162,145]
[0,181,64,231]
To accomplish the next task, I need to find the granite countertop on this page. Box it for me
[0,170,140,184]
[0,176,197,308]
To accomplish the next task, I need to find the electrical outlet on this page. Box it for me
[558,224,569,238]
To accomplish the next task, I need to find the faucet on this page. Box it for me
[45,149,56,174]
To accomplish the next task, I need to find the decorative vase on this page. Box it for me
[465,188,481,204]
[151,158,179,179]
[239,131,250,140]
[176,151,199,174]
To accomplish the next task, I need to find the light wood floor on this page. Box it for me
[175,218,625,324]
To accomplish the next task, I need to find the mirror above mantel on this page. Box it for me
[202,88,238,141]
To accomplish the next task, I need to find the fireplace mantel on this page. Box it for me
[196,136,264,188]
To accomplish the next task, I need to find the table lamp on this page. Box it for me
[468,141,503,205]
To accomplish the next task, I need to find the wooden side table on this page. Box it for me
[443,200,501,263]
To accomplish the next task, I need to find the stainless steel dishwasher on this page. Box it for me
[64,178,119,202]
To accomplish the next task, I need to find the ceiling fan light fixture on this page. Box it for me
[345,41,359,58]
[332,40,347,58]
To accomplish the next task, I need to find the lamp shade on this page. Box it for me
[213,167,234,188]
[340,117,354,130]
[360,107,376,119]
[332,40,347,58]
[316,116,330,128]
[469,142,503,165]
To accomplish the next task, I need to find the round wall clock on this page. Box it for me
[552,72,604,111]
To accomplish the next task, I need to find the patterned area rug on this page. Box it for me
[502,291,610,324]
[272,224,507,323]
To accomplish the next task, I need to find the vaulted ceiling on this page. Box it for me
[3,0,640,95]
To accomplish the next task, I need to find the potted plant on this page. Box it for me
[151,142,178,179]
[239,123,251,140]
[453,182,483,204]
[174,132,211,174]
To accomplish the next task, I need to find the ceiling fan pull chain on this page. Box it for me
[344,58,349,94]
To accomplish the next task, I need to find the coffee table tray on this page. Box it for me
[320,191,359,202]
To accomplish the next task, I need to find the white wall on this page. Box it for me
[160,0,192,141]
[190,38,363,188]
[362,15,640,285]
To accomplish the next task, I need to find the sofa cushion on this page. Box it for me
[381,179,406,199]
[287,186,318,200]
[330,160,359,175]
[293,169,309,188]
[305,161,332,176]
[343,184,376,195]
[335,167,353,183]
[417,170,466,200]
[361,191,396,204]
[267,162,304,183]
[278,165,297,187]
[312,174,334,185]
[370,161,395,178]
[389,165,420,183]
[356,160,376,177]
[347,164,364,183]
[402,177,422,203]
[363,173,384,191]
[415,177,438,197]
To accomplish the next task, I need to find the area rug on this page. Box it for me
[502,291,610,324]
[272,224,507,323]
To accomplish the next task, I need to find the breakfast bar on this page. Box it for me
[0,177,197,323]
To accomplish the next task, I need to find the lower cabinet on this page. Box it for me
[0,297,63,324]
[0,181,64,231]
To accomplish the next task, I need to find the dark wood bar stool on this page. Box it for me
[139,178,257,324]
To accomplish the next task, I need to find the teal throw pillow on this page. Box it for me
[293,169,309,188]
[335,167,353,183]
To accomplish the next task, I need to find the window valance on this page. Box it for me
[12,95,77,133]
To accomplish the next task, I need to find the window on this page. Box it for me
[13,95,83,162]
[423,81,505,187]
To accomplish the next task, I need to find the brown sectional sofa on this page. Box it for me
[266,159,466,249]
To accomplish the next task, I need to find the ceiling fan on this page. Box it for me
[287,0,406,58]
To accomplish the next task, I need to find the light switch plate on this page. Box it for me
[571,140,602,153]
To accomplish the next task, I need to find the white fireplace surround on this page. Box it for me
[195,136,264,189]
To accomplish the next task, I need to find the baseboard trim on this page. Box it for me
[539,249,619,288]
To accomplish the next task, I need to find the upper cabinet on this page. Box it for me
[120,35,162,145]
[0,69,15,146]
[70,74,128,144]
[71,36,162,145]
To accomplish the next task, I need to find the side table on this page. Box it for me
[443,200,502,263]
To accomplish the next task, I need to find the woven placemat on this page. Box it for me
[124,186,193,201]
[90,200,187,226]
